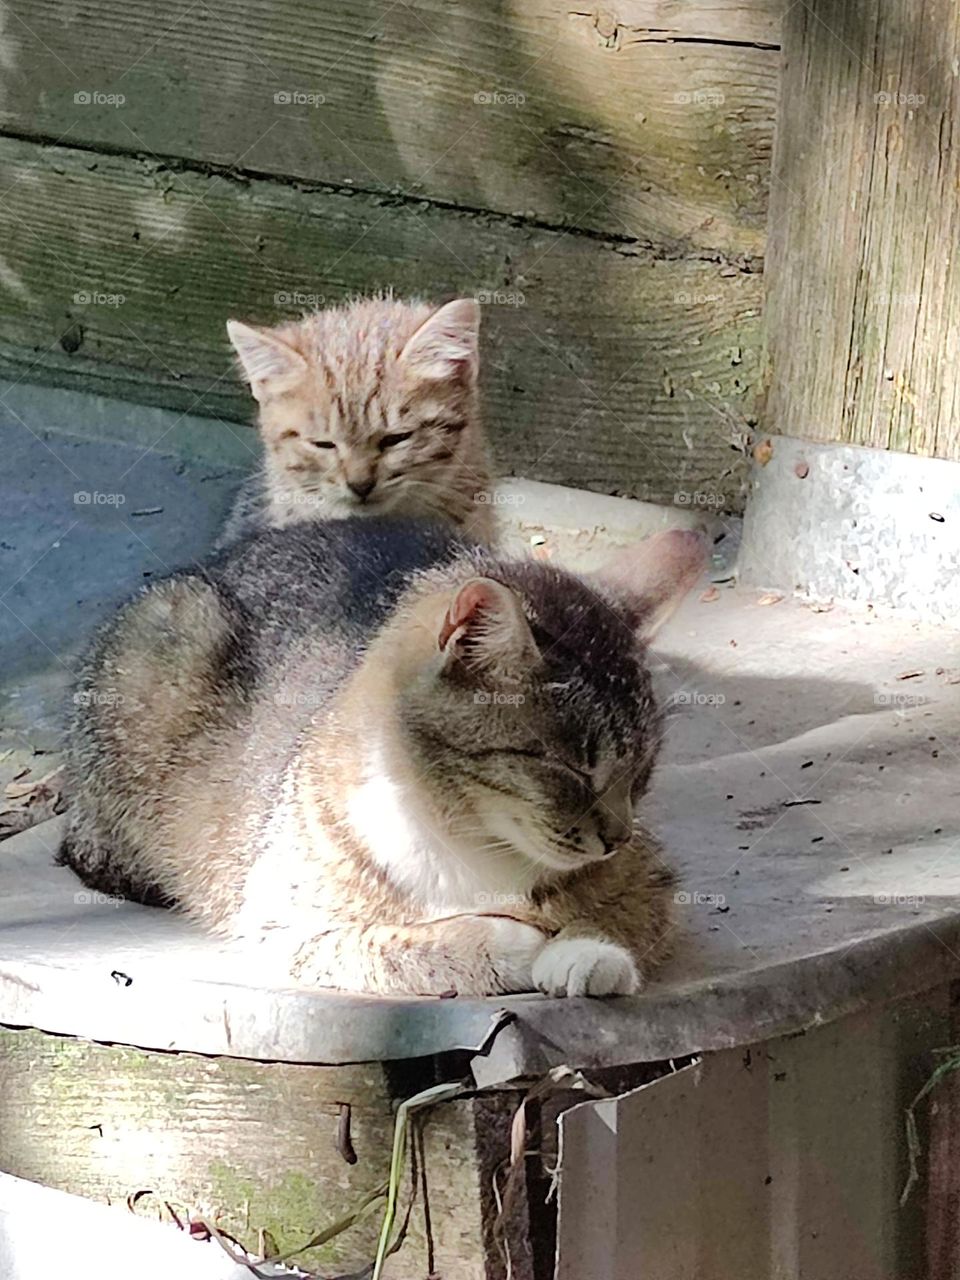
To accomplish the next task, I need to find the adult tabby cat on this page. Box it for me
[61,520,706,998]
[221,295,495,545]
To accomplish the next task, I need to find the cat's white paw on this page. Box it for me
[532,937,639,998]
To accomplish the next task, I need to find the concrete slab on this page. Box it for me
[2,590,959,1068]
[4,378,960,1071]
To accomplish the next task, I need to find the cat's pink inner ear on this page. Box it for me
[400,298,480,382]
[226,320,307,401]
[438,577,540,675]
[596,528,709,639]
[438,579,499,650]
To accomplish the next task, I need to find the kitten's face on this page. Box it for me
[399,531,707,876]
[227,298,485,524]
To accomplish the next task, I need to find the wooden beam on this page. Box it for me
[764,0,960,458]
[0,1026,527,1278]
[0,136,761,510]
[3,0,779,256]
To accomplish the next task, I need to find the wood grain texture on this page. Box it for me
[764,0,960,458]
[2,0,778,256]
[0,137,761,509]
[0,1027,514,1277]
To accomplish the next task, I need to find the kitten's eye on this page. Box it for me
[423,417,466,433]
[379,431,413,451]
[311,440,336,450]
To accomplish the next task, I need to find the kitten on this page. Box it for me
[220,296,496,546]
[61,520,706,998]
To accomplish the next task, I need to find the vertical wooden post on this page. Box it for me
[765,0,960,458]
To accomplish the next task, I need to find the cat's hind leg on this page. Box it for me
[61,574,236,904]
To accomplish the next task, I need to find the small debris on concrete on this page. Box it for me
[794,460,810,479]
[897,670,925,681]
[700,586,720,603]
[929,512,945,522]
[757,592,783,606]
[130,507,164,517]
[753,439,774,466]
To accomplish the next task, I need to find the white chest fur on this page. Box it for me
[346,744,537,917]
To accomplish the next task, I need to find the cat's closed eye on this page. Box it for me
[425,417,466,434]
[379,431,414,451]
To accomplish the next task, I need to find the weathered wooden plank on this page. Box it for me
[764,0,960,459]
[569,1,783,47]
[0,1026,519,1278]
[0,137,761,510]
[1,0,779,256]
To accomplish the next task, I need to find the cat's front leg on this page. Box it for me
[532,930,639,998]
[291,915,547,997]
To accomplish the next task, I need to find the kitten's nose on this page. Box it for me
[347,477,376,502]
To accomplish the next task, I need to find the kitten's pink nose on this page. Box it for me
[347,477,376,501]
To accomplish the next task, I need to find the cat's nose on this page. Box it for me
[600,835,628,857]
[347,477,376,501]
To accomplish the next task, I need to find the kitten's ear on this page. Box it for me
[400,298,480,382]
[594,528,709,640]
[227,320,307,402]
[438,577,540,679]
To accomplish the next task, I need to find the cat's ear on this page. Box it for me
[438,577,540,679]
[594,528,709,639]
[227,320,307,402]
[400,298,480,383]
